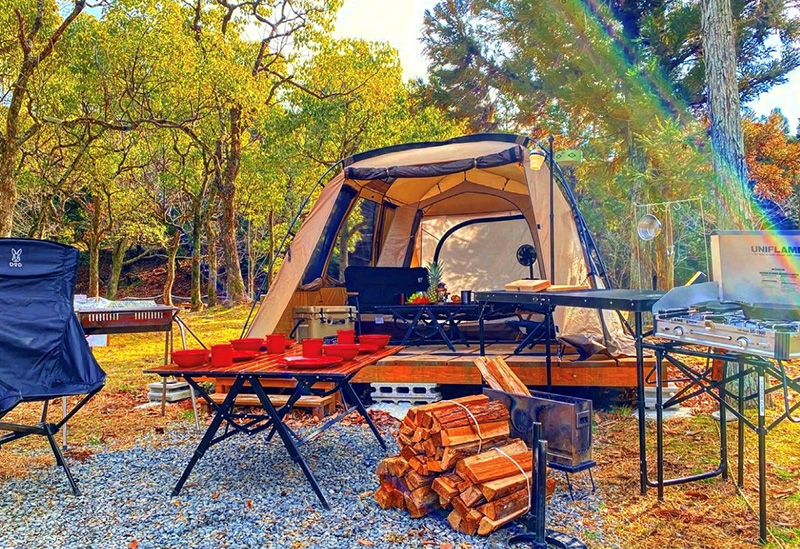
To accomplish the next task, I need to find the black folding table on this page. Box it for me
[369,303,482,351]
[475,288,663,494]
[145,346,402,509]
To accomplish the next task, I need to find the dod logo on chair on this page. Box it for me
[9,247,22,267]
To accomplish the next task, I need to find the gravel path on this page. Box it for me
[0,423,611,549]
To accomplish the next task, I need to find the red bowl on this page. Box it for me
[322,344,359,361]
[171,349,209,367]
[358,334,391,349]
[230,338,266,351]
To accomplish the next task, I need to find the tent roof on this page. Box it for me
[341,133,546,214]
[343,133,535,169]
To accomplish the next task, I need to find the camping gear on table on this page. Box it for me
[210,344,234,367]
[0,238,106,495]
[242,134,628,360]
[290,306,356,341]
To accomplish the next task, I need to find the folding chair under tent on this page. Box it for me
[0,238,106,495]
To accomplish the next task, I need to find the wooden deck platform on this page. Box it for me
[352,344,655,388]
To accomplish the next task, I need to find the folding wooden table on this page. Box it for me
[144,346,402,509]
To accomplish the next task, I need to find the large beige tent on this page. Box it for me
[245,134,632,355]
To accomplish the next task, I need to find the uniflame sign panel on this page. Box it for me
[711,231,800,305]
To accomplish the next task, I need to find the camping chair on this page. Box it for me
[0,239,106,495]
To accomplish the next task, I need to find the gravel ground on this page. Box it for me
[0,422,611,549]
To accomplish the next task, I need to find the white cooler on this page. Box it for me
[292,306,356,341]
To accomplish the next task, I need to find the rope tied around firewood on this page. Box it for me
[492,447,531,515]
[450,400,485,453]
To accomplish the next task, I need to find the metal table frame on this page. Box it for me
[642,341,800,543]
[368,303,482,352]
[145,348,400,509]
[475,289,662,405]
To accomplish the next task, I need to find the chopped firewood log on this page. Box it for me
[377,456,410,479]
[404,469,435,491]
[404,485,439,518]
[431,473,461,506]
[455,440,531,485]
[374,485,406,510]
[459,484,485,507]
[474,356,531,396]
[429,400,510,432]
[477,488,529,521]
[434,420,510,447]
[478,471,530,502]
[407,395,488,425]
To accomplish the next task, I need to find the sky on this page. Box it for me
[334,0,800,133]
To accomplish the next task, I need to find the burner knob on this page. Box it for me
[737,337,749,349]
[673,327,684,337]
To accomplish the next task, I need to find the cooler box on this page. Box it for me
[292,306,356,341]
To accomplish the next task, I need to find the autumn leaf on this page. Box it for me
[129,541,138,549]
[357,539,374,547]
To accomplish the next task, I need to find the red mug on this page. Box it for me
[266,334,286,354]
[210,344,234,367]
[302,338,323,357]
[337,329,356,345]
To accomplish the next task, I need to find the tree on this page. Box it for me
[700,0,753,227]
[0,0,91,236]
[743,110,800,224]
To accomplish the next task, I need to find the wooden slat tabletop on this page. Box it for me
[144,345,403,379]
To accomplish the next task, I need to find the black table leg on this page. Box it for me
[172,377,245,496]
[248,376,331,510]
[655,347,664,501]
[399,308,424,346]
[424,306,455,351]
[544,309,552,392]
[757,368,768,543]
[635,311,648,496]
[738,362,745,488]
[479,303,486,356]
[340,379,387,450]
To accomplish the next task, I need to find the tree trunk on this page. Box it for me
[0,152,17,237]
[654,210,675,290]
[190,208,203,311]
[206,218,218,307]
[87,196,103,298]
[106,238,129,300]
[246,219,253,298]
[700,0,753,228]
[216,107,248,303]
[267,208,275,286]
[163,231,181,307]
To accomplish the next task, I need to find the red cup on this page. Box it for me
[302,338,323,357]
[210,344,234,367]
[266,333,287,354]
[337,329,356,344]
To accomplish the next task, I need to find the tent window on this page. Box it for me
[327,198,379,282]
[301,185,358,286]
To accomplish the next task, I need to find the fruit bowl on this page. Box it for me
[358,334,391,349]
[230,338,266,351]
[171,349,210,367]
[322,344,359,361]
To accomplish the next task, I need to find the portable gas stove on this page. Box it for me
[653,230,800,360]
[655,304,800,360]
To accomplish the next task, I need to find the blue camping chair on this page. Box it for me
[0,238,106,495]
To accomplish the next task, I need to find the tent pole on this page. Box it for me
[549,135,555,283]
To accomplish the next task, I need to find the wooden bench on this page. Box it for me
[202,378,341,419]
[204,392,337,420]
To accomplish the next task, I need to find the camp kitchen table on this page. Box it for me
[475,288,664,494]
[369,303,482,351]
[144,345,402,509]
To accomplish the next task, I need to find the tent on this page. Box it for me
[245,133,632,355]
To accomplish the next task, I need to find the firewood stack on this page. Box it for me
[376,394,549,534]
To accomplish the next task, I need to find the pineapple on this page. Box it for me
[426,261,443,303]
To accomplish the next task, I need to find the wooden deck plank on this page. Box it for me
[353,352,658,388]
